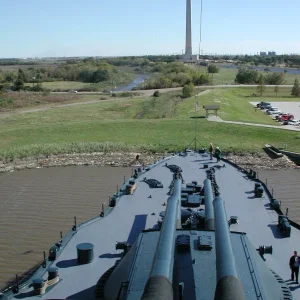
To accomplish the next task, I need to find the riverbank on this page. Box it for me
[0,151,298,174]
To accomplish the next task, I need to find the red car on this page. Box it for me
[279,114,294,122]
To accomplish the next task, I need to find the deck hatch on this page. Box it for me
[177,235,191,252]
[197,235,212,251]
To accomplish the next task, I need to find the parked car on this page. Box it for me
[267,109,281,115]
[258,102,271,108]
[260,104,271,110]
[279,114,294,122]
[287,119,300,126]
[272,113,283,120]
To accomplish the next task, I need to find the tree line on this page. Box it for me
[235,68,286,85]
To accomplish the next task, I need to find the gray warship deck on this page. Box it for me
[5,153,300,299]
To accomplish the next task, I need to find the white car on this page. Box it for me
[267,110,281,115]
[288,119,300,126]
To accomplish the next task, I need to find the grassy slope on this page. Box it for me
[0,93,115,111]
[1,87,300,160]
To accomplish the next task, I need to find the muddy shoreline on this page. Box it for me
[0,151,298,174]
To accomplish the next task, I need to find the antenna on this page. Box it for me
[187,98,200,151]
[199,0,203,56]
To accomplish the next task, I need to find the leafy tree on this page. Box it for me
[12,69,26,91]
[3,71,17,82]
[207,65,219,83]
[182,83,195,98]
[256,74,266,96]
[18,69,27,82]
[291,79,300,97]
[91,70,110,83]
[78,70,93,82]
[194,74,210,86]
[265,72,285,85]
[235,68,260,84]
[274,85,279,97]
[156,77,172,88]
[172,72,192,86]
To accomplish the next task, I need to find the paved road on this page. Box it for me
[52,84,294,96]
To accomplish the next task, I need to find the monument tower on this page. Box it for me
[185,0,192,57]
[182,0,198,62]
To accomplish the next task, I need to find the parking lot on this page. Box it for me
[250,102,300,120]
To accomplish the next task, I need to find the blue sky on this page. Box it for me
[0,0,299,58]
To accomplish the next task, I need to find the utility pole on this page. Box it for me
[194,100,199,151]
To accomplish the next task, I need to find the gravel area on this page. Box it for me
[0,151,298,174]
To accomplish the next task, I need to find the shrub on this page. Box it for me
[153,90,160,97]
[182,83,195,98]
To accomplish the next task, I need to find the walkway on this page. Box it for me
[207,115,300,131]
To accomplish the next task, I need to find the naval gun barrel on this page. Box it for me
[204,179,215,230]
[141,178,181,300]
[213,196,245,300]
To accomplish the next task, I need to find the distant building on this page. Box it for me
[260,51,276,57]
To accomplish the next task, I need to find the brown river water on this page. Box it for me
[0,166,132,289]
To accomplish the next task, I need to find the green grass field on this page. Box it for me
[189,65,300,85]
[25,81,89,90]
[177,87,300,125]
[1,86,300,160]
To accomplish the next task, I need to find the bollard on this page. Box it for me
[14,274,19,293]
[272,188,274,197]
[286,208,289,217]
[60,231,63,240]
[100,203,105,217]
[265,179,268,186]
[43,251,46,268]
[72,216,77,231]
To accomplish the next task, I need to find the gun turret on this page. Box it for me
[141,178,182,300]
[204,179,215,230]
[213,196,245,300]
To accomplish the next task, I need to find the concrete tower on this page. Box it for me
[185,0,192,56]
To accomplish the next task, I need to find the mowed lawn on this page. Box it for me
[1,118,300,159]
[190,65,300,85]
[1,87,300,160]
[177,87,300,124]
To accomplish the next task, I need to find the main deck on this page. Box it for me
[5,153,300,299]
